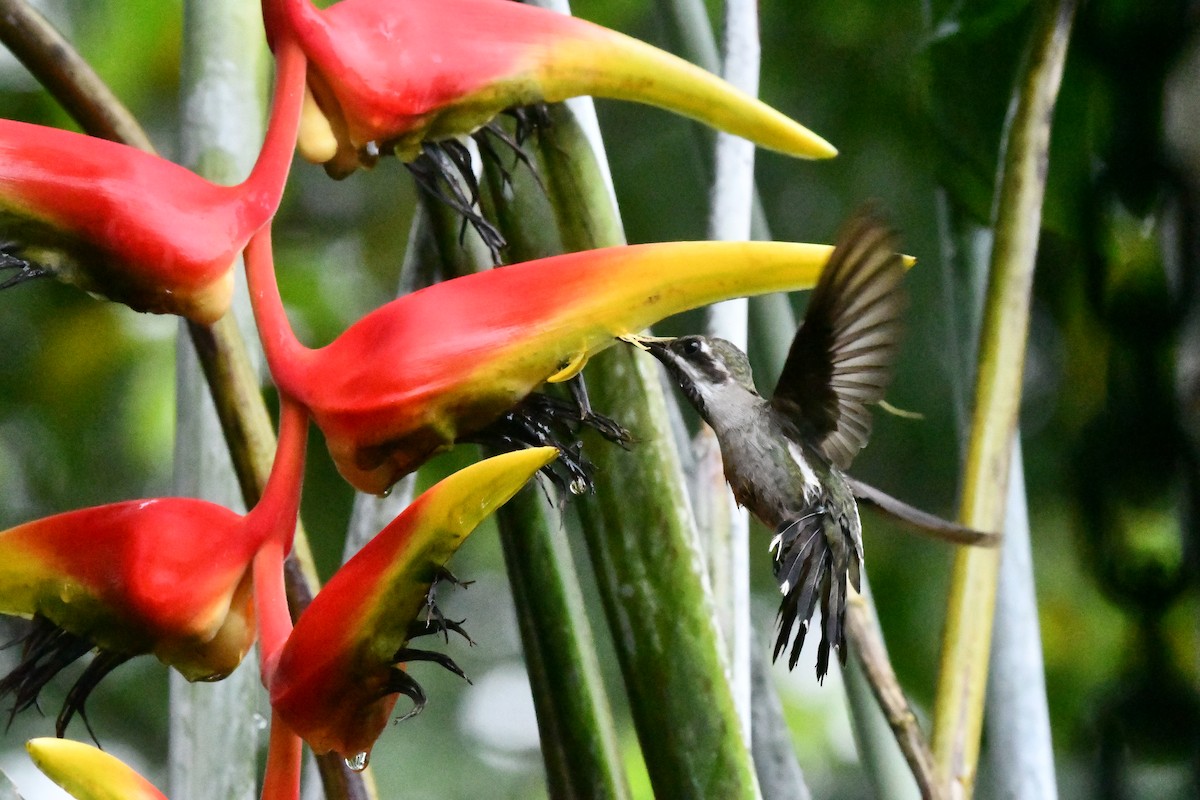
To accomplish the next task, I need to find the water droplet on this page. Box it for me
[251,713,268,731]
[378,486,392,499]
[345,751,370,772]
[568,477,588,496]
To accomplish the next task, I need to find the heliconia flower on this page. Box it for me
[261,0,835,177]
[26,738,168,800]
[268,447,557,762]
[0,37,305,323]
[246,228,856,496]
[0,398,308,736]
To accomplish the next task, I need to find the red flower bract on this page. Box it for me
[0,37,305,322]
[268,447,556,761]
[0,399,307,736]
[247,227,840,495]
[263,0,834,177]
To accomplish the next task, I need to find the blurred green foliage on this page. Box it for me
[0,1,1197,798]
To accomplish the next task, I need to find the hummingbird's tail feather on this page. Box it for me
[773,512,841,680]
[772,507,856,682]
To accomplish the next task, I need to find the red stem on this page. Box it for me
[244,226,309,400]
[253,538,294,682]
[245,393,309,550]
[238,33,306,232]
[260,711,303,800]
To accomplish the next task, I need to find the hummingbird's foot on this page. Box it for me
[0,246,49,290]
[771,512,850,683]
[463,392,630,495]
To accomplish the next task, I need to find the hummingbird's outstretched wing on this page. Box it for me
[771,211,907,470]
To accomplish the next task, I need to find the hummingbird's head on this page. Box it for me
[645,335,761,424]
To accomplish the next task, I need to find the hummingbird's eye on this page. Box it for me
[681,339,702,356]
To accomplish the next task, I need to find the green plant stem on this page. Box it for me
[930,1,1076,795]
[496,490,632,800]
[844,580,933,800]
[532,94,761,798]
[424,152,630,799]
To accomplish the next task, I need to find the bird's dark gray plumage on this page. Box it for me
[646,210,907,681]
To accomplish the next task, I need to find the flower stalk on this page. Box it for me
[495,85,761,796]
[930,0,1076,795]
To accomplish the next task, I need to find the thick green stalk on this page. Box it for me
[930,1,1076,795]
[496,491,632,800]
[530,94,761,798]
[424,151,631,799]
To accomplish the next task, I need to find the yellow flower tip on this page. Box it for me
[435,447,558,508]
[541,26,837,161]
[26,738,166,800]
[545,351,589,383]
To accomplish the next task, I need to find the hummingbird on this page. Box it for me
[644,210,907,681]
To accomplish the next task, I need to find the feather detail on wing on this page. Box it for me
[771,210,908,470]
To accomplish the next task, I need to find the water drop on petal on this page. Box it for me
[345,751,370,772]
[568,477,587,496]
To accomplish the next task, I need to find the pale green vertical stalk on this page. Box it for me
[842,578,921,800]
[171,4,270,800]
[652,0,798,371]
[983,438,1057,798]
[0,769,20,800]
[930,1,1076,795]
[700,0,759,739]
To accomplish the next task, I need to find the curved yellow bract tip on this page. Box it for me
[27,739,167,800]
[540,28,837,160]
[425,447,558,525]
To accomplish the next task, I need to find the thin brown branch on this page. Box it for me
[0,0,150,149]
[846,588,943,800]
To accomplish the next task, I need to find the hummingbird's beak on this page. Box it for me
[618,333,675,356]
